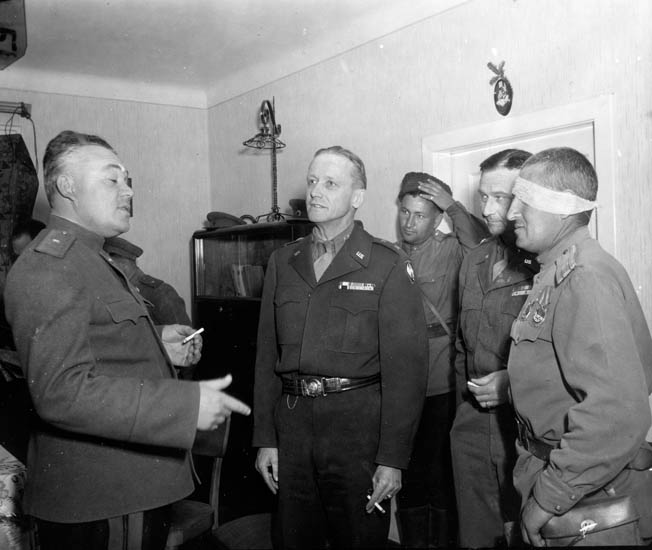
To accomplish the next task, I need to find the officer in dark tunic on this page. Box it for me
[253,146,427,549]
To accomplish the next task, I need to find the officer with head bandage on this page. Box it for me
[506,147,652,547]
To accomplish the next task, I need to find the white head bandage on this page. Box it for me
[512,176,597,215]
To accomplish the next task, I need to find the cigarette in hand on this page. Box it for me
[182,327,204,344]
[467,381,480,388]
[366,494,386,514]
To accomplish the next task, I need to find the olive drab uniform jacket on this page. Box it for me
[454,236,538,403]
[4,216,200,522]
[508,226,652,533]
[252,223,428,469]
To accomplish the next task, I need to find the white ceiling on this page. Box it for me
[1,0,468,108]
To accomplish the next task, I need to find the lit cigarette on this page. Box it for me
[182,327,204,344]
[366,495,386,514]
[467,381,480,388]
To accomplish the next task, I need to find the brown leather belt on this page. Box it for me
[516,418,555,462]
[517,417,652,470]
[282,374,380,398]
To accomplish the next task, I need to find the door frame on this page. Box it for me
[422,95,616,254]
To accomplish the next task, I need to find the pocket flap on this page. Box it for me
[105,299,147,324]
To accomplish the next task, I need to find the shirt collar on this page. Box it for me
[312,222,355,257]
[537,226,591,269]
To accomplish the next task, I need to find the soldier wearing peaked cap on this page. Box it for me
[253,146,428,549]
[450,149,536,548]
[507,147,652,546]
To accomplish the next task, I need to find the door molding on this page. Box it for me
[422,95,616,254]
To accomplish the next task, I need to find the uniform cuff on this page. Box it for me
[445,201,465,216]
[532,466,583,515]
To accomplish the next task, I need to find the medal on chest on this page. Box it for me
[519,285,552,327]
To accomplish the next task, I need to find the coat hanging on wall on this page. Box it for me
[0,134,38,285]
[0,0,27,70]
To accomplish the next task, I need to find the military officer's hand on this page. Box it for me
[197,375,251,430]
[366,465,401,514]
[468,370,510,408]
[255,447,279,494]
[521,495,553,547]
[418,179,454,211]
[161,324,203,366]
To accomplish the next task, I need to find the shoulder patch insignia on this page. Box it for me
[34,230,76,259]
[406,261,415,284]
[555,244,577,285]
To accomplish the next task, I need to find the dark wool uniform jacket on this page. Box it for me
[4,216,200,522]
[454,236,538,403]
[252,223,428,470]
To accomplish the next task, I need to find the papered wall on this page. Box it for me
[208,0,652,320]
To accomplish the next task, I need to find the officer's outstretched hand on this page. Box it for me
[197,375,251,431]
[468,370,510,409]
[255,447,279,494]
[366,465,401,513]
[162,324,203,366]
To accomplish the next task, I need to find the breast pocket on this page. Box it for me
[326,291,379,354]
[494,291,529,328]
[274,286,308,345]
[104,299,148,324]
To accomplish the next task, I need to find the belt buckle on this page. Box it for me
[301,378,325,397]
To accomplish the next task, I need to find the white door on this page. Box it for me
[422,96,615,253]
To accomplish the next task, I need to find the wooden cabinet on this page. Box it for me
[191,220,312,522]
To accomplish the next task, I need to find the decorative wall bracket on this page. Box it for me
[488,61,513,116]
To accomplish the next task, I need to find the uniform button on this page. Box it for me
[554,505,561,512]
[570,495,576,501]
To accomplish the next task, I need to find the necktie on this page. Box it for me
[313,240,334,281]
[492,247,508,281]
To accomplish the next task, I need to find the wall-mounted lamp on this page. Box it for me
[0,100,31,118]
[243,98,286,222]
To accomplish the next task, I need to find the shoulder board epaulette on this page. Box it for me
[138,274,163,288]
[34,229,76,259]
[373,238,402,254]
[282,236,306,247]
[555,244,577,285]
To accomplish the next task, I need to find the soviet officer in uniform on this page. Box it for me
[4,130,251,550]
[506,147,652,546]
[450,149,536,548]
[253,146,427,549]
[395,173,487,547]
